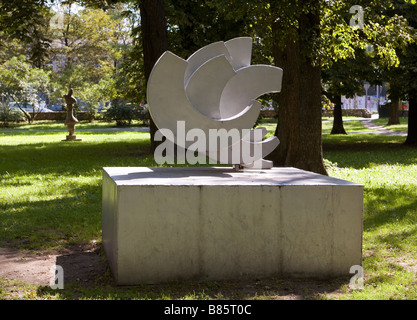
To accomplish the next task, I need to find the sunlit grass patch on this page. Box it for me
[372,117,408,132]
[3,120,147,132]
[322,119,377,133]
[0,129,154,250]
[324,142,417,300]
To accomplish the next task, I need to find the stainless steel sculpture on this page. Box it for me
[147,37,283,169]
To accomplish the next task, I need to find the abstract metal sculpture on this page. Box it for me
[147,37,283,169]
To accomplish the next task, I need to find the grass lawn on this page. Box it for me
[1,121,417,300]
[323,133,417,299]
[372,117,408,132]
[260,117,378,135]
[2,119,148,132]
[322,119,378,133]
[0,128,154,250]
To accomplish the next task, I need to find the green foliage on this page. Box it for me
[114,43,146,105]
[389,2,417,97]
[321,0,416,101]
[166,0,250,58]
[0,32,26,64]
[0,55,51,123]
[49,6,130,95]
[209,0,414,72]
[104,98,148,127]
[0,0,52,67]
[322,95,335,110]
[76,75,117,121]
[50,7,123,71]
[0,102,25,126]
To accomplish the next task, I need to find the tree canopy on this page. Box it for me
[1,0,417,169]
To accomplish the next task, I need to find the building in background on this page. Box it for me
[342,84,389,112]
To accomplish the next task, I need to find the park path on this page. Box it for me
[359,118,408,136]
[0,119,407,136]
[76,127,149,132]
[0,127,150,133]
[322,115,408,136]
[85,119,407,136]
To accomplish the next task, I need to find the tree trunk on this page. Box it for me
[331,95,347,134]
[270,35,300,169]
[388,97,400,125]
[405,93,417,145]
[269,4,327,175]
[139,0,168,153]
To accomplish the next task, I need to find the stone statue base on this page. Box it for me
[62,135,82,141]
[102,166,363,285]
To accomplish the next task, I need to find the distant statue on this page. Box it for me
[63,88,81,141]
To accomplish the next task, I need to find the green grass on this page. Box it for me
[0,129,155,250]
[372,117,408,132]
[323,132,417,299]
[2,120,148,132]
[1,121,417,300]
[260,117,376,135]
[322,119,378,133]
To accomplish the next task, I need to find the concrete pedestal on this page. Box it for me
[102,167,363,285]
[62,135,82,141]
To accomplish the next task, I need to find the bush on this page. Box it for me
[104,99,148,127]
[0,103,25,126]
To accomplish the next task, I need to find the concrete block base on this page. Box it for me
[102,167,363,285]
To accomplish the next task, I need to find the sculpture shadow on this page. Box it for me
[40,243,348,300]
[109,166,236,183]
[54,246,107,288]
[109,166,345,187]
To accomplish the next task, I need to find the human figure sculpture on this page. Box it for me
[63,88,81,141]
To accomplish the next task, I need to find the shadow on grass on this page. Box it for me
[3,129,416,299]
[363,186,417,252]
[0,128,148,137]
[0,120,149,132]
[0,137,154,178]
[0,189,102,250]
[365,188,417,228]
[322,132,406,146]
[36,246,348,300]
[324,143,417,169]
[0,136,154,250]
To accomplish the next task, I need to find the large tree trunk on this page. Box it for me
[388,97,400,125]
[331,95,347,134]
[269,4,327,175]
[139,0,168,153]
[405,93,417,145]
[270,35,300,169]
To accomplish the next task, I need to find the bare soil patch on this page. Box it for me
[0,243,106,288]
